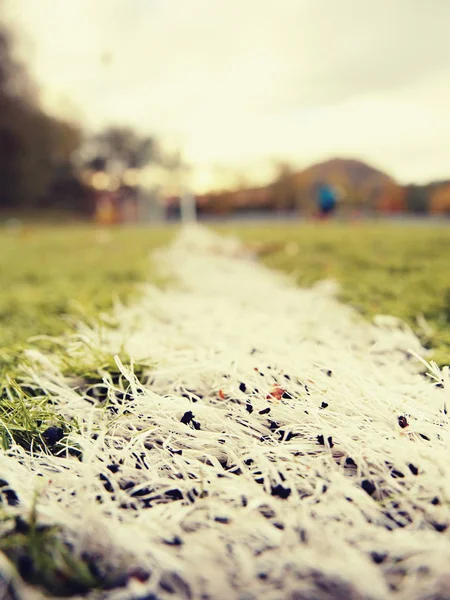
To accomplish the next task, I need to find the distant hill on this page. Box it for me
[196,157,438,215]
[297,157,394,185]
[292,158,395,207]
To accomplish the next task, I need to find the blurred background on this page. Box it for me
[1,0,450,225]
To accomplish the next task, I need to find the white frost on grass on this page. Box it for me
[3,224,450,600]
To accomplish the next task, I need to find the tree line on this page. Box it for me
[0,10,162,219]
[197,165,450,217]
[0,10,89,216]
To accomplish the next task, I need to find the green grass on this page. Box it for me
[0,220,449,596]
[1,222,450,367]
[222,222,450,366]
[0,507,103,596]
[0,225,175,368]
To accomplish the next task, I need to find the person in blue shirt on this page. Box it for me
[317,182,338,219]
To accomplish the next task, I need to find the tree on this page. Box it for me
[0,9,83,211]
[430,184,450,216]
[377,184,407,213]
[271,163,298,211]
[84,126,156,173]
[405,185,429,214]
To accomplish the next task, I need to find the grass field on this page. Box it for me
[0,226,174,368]
[1,222,450,367]
[0,221,450,597]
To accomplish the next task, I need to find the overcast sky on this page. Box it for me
[5,0,450,191]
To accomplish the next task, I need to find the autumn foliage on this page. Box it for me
[429,184,450,215]
[377,184,407,213]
